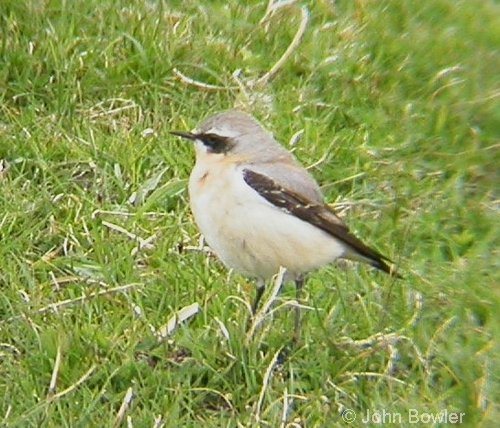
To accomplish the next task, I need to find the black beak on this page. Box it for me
[170,131,197,140]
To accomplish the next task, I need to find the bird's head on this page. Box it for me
[171,110,288,162]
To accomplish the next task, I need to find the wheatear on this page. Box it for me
[172,110,399,338]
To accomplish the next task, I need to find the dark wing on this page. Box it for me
[243,168,398,276]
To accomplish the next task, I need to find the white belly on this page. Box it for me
[188,161,346,280]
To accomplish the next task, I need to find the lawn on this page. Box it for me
[1,0,499,427]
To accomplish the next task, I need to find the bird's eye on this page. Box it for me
[199,133,232,154]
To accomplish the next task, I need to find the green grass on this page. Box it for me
[1,0,499,426]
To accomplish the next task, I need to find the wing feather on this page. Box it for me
[243,168,398,276]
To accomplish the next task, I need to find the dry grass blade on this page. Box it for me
[102,220,155,251]
[425,316,457,361]
[340,371,407,386]
[47,343,62,397]
[245,266,287,344]
[113,387,134,428]
[173,68,234,91]
[280,387,290,428]
[260,0,300,24]
[155,302,200,340]
[251,6,309,88]
[174,4,308,96]
[335,331,407,349]
[49,365,97,401]
[6,283,141,322]
[254,347,283,423]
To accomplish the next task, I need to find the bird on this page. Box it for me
[171,110,399,341]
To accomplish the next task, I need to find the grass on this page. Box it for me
[1,0,499,426]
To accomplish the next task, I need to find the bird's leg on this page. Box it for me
[251,279,266,315]
[277,275,305,363]
[246,280,266,333]
[293,275,305,344]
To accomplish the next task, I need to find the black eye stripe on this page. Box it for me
[198,133,233,154]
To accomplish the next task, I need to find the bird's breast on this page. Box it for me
[188,163,345,280]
